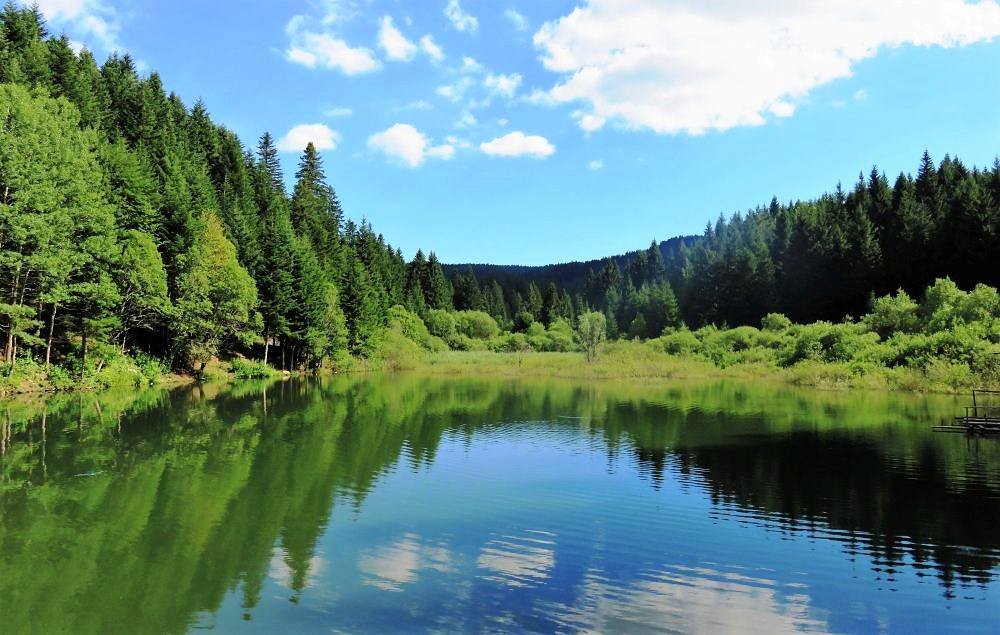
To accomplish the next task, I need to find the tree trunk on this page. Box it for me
[263,330,270,365]
[45,304,57,369]
[81,325,88,367]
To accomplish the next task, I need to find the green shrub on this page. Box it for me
[229,358,279,379]
[455,311,500,340]
[490,332,530,353]
[388,305,448,352]
[661,329,701,355]
[761,312,792,332]
[424,309,457,339]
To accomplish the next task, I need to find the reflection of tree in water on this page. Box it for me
[0,376,997,631]
[615,404,1000,597]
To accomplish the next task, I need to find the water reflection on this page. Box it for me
[0,375,996,633]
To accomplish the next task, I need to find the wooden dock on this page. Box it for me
[933,390,1000,435]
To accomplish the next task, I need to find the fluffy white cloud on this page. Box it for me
[534,0,1000,135]
[277,124,341,153]
[378,16,417,61]
[285,15,380,74]
[480,132,555,158]
[368,124,455,168]
[420,35,445,62]
[445,0,478,32]
[505,8,528,32]
[484,72,522,98]
[577,113,606,132]
[35,0,120,50]
[588,159,604,171]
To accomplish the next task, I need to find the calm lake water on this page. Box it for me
[0,375,998,633]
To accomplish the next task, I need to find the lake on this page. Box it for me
[0,375,997,633]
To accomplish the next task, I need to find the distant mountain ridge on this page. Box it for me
[444,235,698,291]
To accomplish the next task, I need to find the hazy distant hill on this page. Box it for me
[444,235,697,291]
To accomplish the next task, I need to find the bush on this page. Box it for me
[490,332,531,353]
[865,290,919,337]
[424,309,457,339]
[229,358,279,379]
[455,311,500,340]
[388,305,448,352]
[661,329,701,355]
[374,326,425,371]
[761,312,792,332]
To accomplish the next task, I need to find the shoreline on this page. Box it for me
[5,348,989,400]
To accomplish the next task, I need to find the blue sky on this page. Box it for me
[35,0,1000,265]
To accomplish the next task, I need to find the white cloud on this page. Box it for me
[505,8,528,31]
[588,159,604,171]
[523,89,557,107]
[573,111,606,132]
[445,135,473,149]
[427,144,456,160]
[286,33,380,74]
[454,111,477,127]
[368,124,454,168]
[436,76,475,101]
[285,13,380,74]
[277,124,341,153]
[378,16,418,61]
[461,56,484,73]
[315,0,358,25]
[480,132,555,158]
[445,0,478,32]
[35,0,120,51]
[534,0,1000,135]
[768,101,796,118]
[484,72,523,98]
[324,106,353,117]
[854,88,869,102]
[394,99,433,111]
[420,35,445,62]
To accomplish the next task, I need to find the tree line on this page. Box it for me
[454,150,1000,338]
[0,4,458,375]
[2,3,999,379]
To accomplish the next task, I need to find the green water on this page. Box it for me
[0,375,997,633]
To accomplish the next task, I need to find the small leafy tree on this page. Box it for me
[174,212,261,374]
[576,311,607,362]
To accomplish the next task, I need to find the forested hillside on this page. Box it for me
[450,153,1000,337]
[0,4,449,376]
[1,3,999,386]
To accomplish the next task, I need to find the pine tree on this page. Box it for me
[291,142,343,275]
[425,253,453,310]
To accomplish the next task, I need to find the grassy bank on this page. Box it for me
[406,341,998,394]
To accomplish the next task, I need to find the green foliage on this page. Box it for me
[576,312,607,362]
[174,213,261,373]
[761,312,792,332]
[424,309,457,340]
[454,310,500,340]
[387,305,447,352]
[229,358,280,379]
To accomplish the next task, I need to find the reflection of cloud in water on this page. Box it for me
[267,548,326,590]
[358,533,453,592]
[476,530,556,588]
[544,564,828,634]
